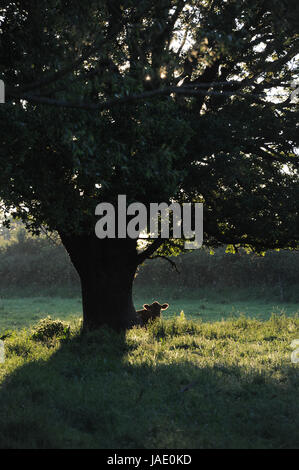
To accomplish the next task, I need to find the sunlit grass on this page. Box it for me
[0,314,298,449]
[0,286,298,332]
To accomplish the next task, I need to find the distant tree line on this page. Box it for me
[0,229,79,294]
[0,228,298,300]
[136,248,299,301]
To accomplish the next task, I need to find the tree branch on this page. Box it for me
[39,226,60,246]
[259,145,298,164]
[11,8,131,95]
[7,83,272,111]
[18,41,105,94]
[137,238,165,264]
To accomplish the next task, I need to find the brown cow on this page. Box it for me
[136,301,169,326]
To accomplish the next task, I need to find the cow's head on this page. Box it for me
[142,301,169,321]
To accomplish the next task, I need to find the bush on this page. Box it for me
[31,317,70,342]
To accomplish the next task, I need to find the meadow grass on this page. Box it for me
[0,296,82,331]
[0,285,298,332]
[0,313,298,449]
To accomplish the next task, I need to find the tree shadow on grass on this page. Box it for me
[0,327,298,449]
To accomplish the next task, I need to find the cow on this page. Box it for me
[136,301,169,326]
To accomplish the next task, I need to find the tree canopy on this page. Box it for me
[1,0,298,250]
[0,1,298,329]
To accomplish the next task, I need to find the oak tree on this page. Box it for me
[0,0,298,330]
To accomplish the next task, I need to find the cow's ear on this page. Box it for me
[161,303,169,310]
[143,304,150,310]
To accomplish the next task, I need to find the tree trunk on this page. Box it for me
[59,232,139,331]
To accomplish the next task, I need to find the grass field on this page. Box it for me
[0,286,299,331]
[0,288,298,449]
[0,313,298,449]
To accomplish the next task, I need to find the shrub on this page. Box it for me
[31,317,70,342]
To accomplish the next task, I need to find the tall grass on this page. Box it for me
[0,314,298,449]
